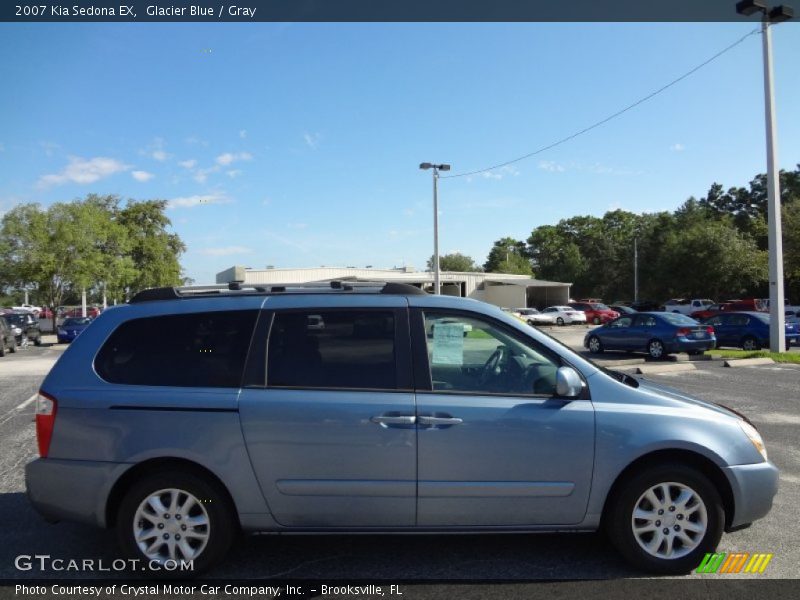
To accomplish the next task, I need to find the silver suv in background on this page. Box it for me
[26,282,778,575]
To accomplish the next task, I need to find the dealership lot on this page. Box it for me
[0,336,797,580]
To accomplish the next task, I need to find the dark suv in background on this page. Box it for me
[1,312,43,346]
[0,317,16,356]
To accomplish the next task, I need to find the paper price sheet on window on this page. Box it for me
[431,324,465,365]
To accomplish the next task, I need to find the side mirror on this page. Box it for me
[556,366,583,399]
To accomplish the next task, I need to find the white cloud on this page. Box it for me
[198,245,252,256]
[226,169,242,178]
[38,156,130,188]
[0,142,5,152]
[179,159,197,169]
[215,152,252,166]
[303,132,321,149]
[131,170,154,182]
[402,208,415,217]
[185,136,209,147]
[670,143,685,152]
[39,141,60,157]
[239,130,247,139]
[167,193,231,209]
[144,137,171,162]
[538,160,565,173]
[287,222,308,229]
[193,166,219,183]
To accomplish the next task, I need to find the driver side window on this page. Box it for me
[422,312,561,396]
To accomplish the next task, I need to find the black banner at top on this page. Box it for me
[0,0,789,23]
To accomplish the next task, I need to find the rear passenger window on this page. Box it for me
[95,311,258,387]
[267,311,397,390]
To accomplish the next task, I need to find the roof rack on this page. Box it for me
[129,280,427,303]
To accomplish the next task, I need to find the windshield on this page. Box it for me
[751,313,770,324]
[592,303,610,310]
[63,317,92,326]
[659,313,699,326]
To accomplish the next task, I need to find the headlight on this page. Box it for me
[739,420,768,461]
[57,329,66,335]
[13,327,22,335]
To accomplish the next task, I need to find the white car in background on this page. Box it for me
[542,305,587,325]
[514,308,557,326]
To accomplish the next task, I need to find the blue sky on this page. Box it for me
[1,22,799,283]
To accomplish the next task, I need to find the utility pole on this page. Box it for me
[419,162,451,294]
[736,0,794,351]
[634,237,639,302]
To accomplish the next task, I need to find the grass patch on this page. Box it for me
[711,349,800,364]
[465,329,493,339]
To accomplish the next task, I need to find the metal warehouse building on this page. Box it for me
[216,266,572,309]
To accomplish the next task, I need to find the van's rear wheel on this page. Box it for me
[607,464,724,574]
[117,470,236,574]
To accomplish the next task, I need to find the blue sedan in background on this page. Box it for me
[56,317,93,343]
[703,311,800,350]
[584,312,716,359]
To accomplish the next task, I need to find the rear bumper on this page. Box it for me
[723,461,779,529]
[669,337,716,352]
[26,458,129,528]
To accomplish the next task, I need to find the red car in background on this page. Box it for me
[568,301,619,325]
[62,306,101,318]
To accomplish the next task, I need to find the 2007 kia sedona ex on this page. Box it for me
[26,282,778,574]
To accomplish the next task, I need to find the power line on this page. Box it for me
[442,27,761,179]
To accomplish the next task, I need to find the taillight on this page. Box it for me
[706,326,715,335]
[35,391,57,458]
[676,327,691,337]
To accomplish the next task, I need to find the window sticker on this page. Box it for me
[431,323,465,365]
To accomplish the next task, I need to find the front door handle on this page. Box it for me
[418,415,463,426]
[371,415,416,427]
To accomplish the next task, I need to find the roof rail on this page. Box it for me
[129,281,427,303]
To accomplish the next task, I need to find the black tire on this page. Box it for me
[606,463,724,574]
[647,339,666,360]
[117,470,237,575]
[0,343,4,358]
[556,317,565,326]
[593,317,601,325]
[588,335,604,354]
[741,335,759,351]
[33,335,42,346]
[8,340,15,354]
[527,319,536,326]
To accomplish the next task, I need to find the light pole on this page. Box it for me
[736,0,793,352]
[419,162,451,294]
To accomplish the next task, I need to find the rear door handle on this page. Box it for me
[418,415,463,426]
[371,415,416,427]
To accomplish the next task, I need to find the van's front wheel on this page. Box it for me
[607,464,724,574]
[117,470,237,574]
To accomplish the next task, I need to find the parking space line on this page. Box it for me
[16,393,38,410]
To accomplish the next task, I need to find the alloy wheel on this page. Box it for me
[631,482,708,560]
[133,488,210,564]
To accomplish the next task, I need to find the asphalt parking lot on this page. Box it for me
[0,332,797,584]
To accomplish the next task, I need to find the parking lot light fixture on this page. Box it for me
[736,0,793,352]
[419,162,451,295]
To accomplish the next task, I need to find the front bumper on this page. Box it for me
[26,458,130,528]
[723,461,779,529]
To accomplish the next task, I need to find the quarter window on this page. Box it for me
[95,310,259,387]
[422,312,560,396]
[267,310,397,390]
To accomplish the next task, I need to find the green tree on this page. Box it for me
[483,237,529,273]
[118,199,186,295]
[427,252,481,272]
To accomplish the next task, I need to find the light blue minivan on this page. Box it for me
[26,282,778,574]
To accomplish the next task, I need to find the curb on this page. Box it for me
[723,357,776,367]
[634,363,697,375]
